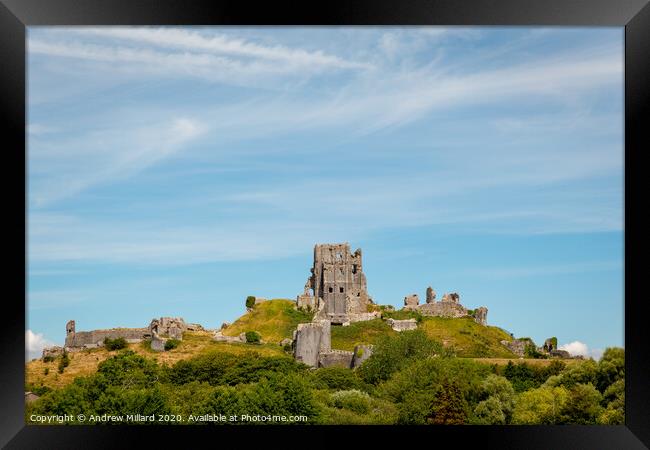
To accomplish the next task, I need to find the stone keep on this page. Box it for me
[299,243,373,324]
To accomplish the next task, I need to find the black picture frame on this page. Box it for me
[1,0,648,448]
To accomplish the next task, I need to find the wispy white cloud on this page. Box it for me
[26,329,54,361]
[29,117,206,205]
[69,27,372,70]
[559,340,604,360]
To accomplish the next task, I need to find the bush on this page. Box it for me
[164,339,181,351]
[166,352,307,386]
[43,355,55,363]
[43,368,49,376]
[357,329,443,384]
[245,296,256,309]
[330,390,371,414]
[312,367,368,391]
[57,351,70,374]
[104,337,128,351]
[245,331,261,344]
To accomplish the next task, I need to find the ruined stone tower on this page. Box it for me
[297,243,374,324]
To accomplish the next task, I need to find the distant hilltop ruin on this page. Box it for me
[296,242,488,326]
[40,242,571,368]
[297,243,378,324]
[43,317,205,358]
[292,242,491,367]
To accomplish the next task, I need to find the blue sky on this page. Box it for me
[26,26,623,360]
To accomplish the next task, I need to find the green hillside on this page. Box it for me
[223,299,515,358]
[221,299,314,342]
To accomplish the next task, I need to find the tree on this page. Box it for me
[560,383,603,424]
[512,385,569,424]
[429,380,468,425]
[245,296,256,309]
[472,374,515,424]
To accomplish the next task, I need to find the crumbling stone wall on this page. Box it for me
[293,320,331,367]
[426,286,436,304]
[64,322,149,348]
[501,338,530,356]
[418,300,467,318]
[318,350,355,368]
[299,243,373,324]
[387,318,418,332]
[403,294,420,310]
[474,307,488,326]
[351,344,373,368]
[42,346,64,359]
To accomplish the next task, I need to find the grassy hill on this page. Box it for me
[27,331,285,391]
[27,299,534,391]
[221,299,313,342]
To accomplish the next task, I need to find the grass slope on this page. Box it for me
[221,299,313,343]
[331,319,398,351]
[419,316,515,358]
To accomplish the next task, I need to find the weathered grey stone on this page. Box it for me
[386,318,418,332]
[220,322,230,330]
[299,243,374,324]
[186,323,205,331]
[404,294,420,309]
[349,311,381,323]
[64,320,149,348]
[213,331,246,343]
[42,346,64,360]
[280,338,293,347]
[352,345,373,368]
[474,307,488,326]
[296,294,316,311]
[293,320,331,367]
[418,300,467,318]
[254,297,267,305]
[318,350,354,368]
[501,338,533,357]
[151,335,166,352]
[441,293,460,303]
[25,392,40,403]
[543,337,557,353]
[550,349,570,358]
[426,286,436,304]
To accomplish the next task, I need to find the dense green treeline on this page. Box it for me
[26,331,624,425]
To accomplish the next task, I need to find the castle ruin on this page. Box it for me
[297,243,378,325]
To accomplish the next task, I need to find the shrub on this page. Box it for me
[312,367,368,391]
[104,337,128,351]
[164,339,181,351]
[43,368,49,376]
[330,389,371,414]
[42,355,55,363]
[245,331,261,344]
[524,343,545,359]
[57,351,70,374]
[357,329,443,384]
[245,296,256,309]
